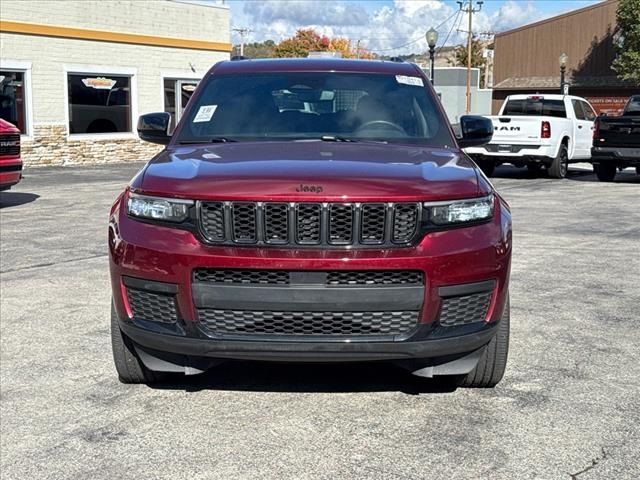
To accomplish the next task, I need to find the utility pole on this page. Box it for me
[457,1,483,113]
[232,27,252,57]
[356,39,361,59]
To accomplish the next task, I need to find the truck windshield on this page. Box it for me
[175,72,454,147]
[503,99,567,118]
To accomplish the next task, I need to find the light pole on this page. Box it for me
[559,52,568,95]
[426,28,439,85]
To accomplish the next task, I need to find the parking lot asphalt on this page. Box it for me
[1,163,639,480]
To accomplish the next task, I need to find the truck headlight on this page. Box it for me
[425,194,494,226]
[126,193,193,223]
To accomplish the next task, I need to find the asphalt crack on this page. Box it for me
[568,447,611,479]
[0,253,107,274]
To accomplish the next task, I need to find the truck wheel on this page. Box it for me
[476,159,495,177]
[111,301,166,384]
[456,295,510,388]
[595,163,617,182]
[548,144,568,179]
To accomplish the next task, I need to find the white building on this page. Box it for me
[424,67,493,124]
[0,0,231,166]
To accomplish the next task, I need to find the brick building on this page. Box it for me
[0,0,231,166]
[492,0,639,115]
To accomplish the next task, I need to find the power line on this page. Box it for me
[367,8,461,54]
[437,9,463,55]
[232,27,253,56]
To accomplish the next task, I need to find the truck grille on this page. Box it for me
[0,134,20,156]
[198,309,419,337]
[198,202,420,247]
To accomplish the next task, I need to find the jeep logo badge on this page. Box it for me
[296,184,323,193]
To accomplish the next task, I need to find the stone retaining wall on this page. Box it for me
[21,125,162,166]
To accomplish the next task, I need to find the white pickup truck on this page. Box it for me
[465,94,596,178]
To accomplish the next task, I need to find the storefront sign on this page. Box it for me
[586,96,630,116]
[82,77,116,90]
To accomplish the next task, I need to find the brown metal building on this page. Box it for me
[492,0,639,114]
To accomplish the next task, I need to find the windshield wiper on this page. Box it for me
[319,135,388,144]
[178,137,238,144]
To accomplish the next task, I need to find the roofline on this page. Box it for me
[495,0,616,38]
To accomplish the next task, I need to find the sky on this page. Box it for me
[213,0,603,55]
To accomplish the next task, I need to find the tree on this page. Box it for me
[239,40,276,59]
[273,29,374,59]
[612,0,640,83]
[448,36,487,86]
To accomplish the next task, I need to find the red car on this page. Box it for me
[109,58,512,387]
[0,118,22,191]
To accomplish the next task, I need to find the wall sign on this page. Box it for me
[81,77,116,90]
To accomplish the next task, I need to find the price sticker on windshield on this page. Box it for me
[396,75,424,87]
[193,105,218,123]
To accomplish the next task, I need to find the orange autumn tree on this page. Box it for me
[273,29,375,59]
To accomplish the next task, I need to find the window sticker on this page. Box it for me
[193,105,218,123]
[395,75,424,87]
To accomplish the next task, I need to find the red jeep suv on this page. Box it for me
[109,58,512,388]
[0,119,22,191]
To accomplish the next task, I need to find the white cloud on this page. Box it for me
[226,0,560,54]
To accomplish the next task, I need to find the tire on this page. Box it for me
[595,163,617,182]
[111,301,166,384]
[548,144,568,179]
[476,158,495,177]
[456,295,510,388]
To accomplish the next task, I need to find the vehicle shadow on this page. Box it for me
[567,169,640,184]
[0,192,40,208]
[150,360,459,395]
[487,165,595,181]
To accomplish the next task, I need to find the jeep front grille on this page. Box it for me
[198,202,420,247]
[439,292,492,327]
[198,309,419,337]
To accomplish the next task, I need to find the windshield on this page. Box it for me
[175,72,454,147]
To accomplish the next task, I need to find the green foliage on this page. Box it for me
[448,36,486,86]
[239,40,276,59]
[612,0,640,83]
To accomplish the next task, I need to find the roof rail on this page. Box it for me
[388,57,405,63]
[230,55,247,61]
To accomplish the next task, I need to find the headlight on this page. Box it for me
[126,193,193,223]
[425,194,494,226]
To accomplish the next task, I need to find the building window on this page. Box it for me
[164,79,198,131]
[67,73,132,134]
[0,71,27,133]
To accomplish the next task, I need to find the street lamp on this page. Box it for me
[559,52,568,95]
[426,28,439,85]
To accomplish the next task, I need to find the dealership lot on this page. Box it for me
[1,163,639,480]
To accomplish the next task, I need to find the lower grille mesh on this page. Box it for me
[127,288,178,323]
[199,310,419,336]
[439,292,492,327]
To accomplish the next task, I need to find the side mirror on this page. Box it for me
[458,115,493,148]
[137,112,171,145]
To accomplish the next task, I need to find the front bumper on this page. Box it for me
[120,317,500,362]
[109,193,511,364]
[0,161,22,190]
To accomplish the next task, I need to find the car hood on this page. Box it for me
[138,141,484,202]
